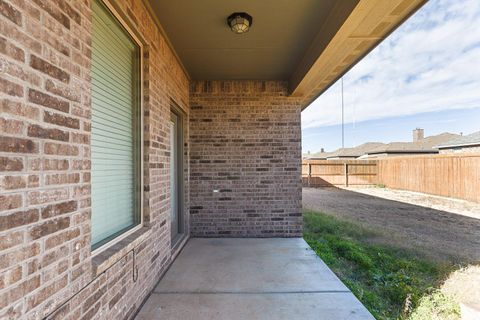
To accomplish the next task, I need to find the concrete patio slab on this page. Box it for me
[136,238,373,320]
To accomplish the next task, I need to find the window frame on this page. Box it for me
[90,0,144,257]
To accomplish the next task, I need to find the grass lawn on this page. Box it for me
[303,209,462,320]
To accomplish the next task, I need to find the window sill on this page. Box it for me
[92,226,151,276]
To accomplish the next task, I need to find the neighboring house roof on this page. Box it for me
[307,133,463,160]
[364,133,460,155]
[436,131,480,149]
[420,132,462,149]
[305,153,330,160]
[326,143,385,158]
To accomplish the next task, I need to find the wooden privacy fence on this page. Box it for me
[302,153,480,203]
[302,160,378,187]
[377,153,480,203]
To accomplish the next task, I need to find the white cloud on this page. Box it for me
[302,0,480,129]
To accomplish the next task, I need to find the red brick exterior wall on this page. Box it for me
[0,0,190,319]
[1,1,303,319]
[189,81,303,237]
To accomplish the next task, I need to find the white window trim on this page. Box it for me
[91,0,145,257]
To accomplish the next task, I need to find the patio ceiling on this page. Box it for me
[145,0,426,107]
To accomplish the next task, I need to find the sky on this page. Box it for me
[301,0,480,153]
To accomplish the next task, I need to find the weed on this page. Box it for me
[409,290,460,320]
[303,210,458,319]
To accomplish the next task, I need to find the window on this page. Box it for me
[90,0,142,250]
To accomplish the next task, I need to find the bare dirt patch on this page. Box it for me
[302,187,480,262]
[346,187,480,220]
[442,265,480,312]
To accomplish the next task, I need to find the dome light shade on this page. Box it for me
[227,12,253,34]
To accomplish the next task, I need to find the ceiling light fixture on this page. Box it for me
[227,12,253,34]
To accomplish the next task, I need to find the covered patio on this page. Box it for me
[136,238,373,319]
[0,0,425,319]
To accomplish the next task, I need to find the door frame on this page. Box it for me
[170,104,186,247]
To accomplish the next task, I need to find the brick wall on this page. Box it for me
[189,81,303,237]
[1,1,305,318]
[0,0,189,319]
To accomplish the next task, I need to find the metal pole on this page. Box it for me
[308,163,312,187]
[344,163,348,187]
[341,77,344,149]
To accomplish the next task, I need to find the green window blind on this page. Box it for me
[91,0,140,249]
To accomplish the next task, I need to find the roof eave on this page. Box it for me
[292,0,428,109]
[437,142,480,149]
[366,150,438,155]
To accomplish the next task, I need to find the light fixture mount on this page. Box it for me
[227,12,253,34]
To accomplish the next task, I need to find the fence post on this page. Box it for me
[308,163,312,187]
[344,163,349,187]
